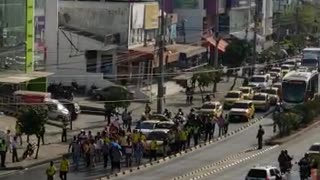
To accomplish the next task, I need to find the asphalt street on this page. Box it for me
[204,121,320,180]
[0,111,271,180]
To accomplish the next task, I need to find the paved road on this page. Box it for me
[0,111,271,180]
[204,121,320,180]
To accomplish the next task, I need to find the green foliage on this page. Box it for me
[17,105,48,137]
[222,39,251,67]
[191,68,223,88]
[104,86,131,110]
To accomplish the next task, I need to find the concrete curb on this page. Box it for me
[266,119,320,146]
[96,111,273,180]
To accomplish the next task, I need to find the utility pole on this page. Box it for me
[252,0,258,75]
[214,0,220,68]
[157,0,165,113]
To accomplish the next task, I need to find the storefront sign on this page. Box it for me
[144,3,159,30]
[174,0,198,9]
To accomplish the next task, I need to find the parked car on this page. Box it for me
[239,86,255,100]
[92,85,134,101]
[306,142,320,165]
[229,100,255,122]
[224,91,244,109]
[251,93,270,112]
[198,101,223,117]
[245,166,283,180]
[144,129,171,155]
[135,120,160,135]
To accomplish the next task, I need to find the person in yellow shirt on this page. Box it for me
[46,161,56,180]
[149,139,157,162]
[179,129,187,151]
[139,132,146,142]
[59,156,69,180]
[132,130,139,144]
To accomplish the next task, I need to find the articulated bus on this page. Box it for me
[281,70,318,109]
[302,48,320,71]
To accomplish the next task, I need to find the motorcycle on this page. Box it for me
[22,143,36,159]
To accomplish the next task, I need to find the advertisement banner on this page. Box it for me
[132,4,145,29]
[144,3,159,30]
[26,0,35,73]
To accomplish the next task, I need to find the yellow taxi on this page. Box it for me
[239,86,255,100]
[224,91,244,109]
[198,101,223,117]
[228,100,255,122]
[251,93,270,112]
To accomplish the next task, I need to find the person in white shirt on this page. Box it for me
[11,136,18,162]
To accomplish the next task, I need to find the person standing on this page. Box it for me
[256,125,265,149]
[102,140,110,168]
[121,108,128,129]
[72,141,81,171]
[149,139,157,162]
[46,161,56,180]
[89,141,96,168]
[0,139,7,167]
[61,124,67,143]
[11,136,18,163]
[134,139,144,165]
[127,112,133,132]
[217,115,225,136]
[59,156,69,180]
[224,114,229,134]
[125,138,133,167]
[110,142,122,173]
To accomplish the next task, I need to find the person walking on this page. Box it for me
[72,140,81,171]
[89,141,96,168]
[102,140,110,168]
[61,124,67,143]
[0,139,7,167]
[125,138,133,167]
[149,139,157,162]
[127,112,133,132]
[59,156,69,180]
[46,161,56,180]
[256,125,265,149]
[11,136,18,163]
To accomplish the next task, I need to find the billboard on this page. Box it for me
[144,3,159,30]
[26,0,35,73]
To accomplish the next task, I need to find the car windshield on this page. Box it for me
[250,77,265,82]
[201,104,216,109]
[261,89,277,95]
[240,89,249,93]
[147,132,167,141]
[302,59,318,66]
[271,68,281,73]
[282,81,306,103]
[247,169,267,178]
[226,93,240,98]
[139,122,156,130]
[253,95,266,101]
[232,103,249,109]
[309,145,320,151]
[156,123,174,129]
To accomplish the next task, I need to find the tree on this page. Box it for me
[222,39,251,90]
[191,67,223,102]
[17,105,48,159]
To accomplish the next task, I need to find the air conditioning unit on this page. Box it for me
[104,33,120,46]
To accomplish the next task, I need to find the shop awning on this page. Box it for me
[132,44,207,68]
[0,71,53,84]
[202,36,229,52]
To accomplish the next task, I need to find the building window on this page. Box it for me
[0,0,26,71]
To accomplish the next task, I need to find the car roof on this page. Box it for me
[250,165,277,170]
[235,100,252,104]
[150,129,171,133]
[252,74,268,78]
[311,142,320,146]
[203,101,220,105]
[227,90,242,94]
[141,120,160,123]
[239,86,253,90]
[253,93,268,96]
[157,121,175,125]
